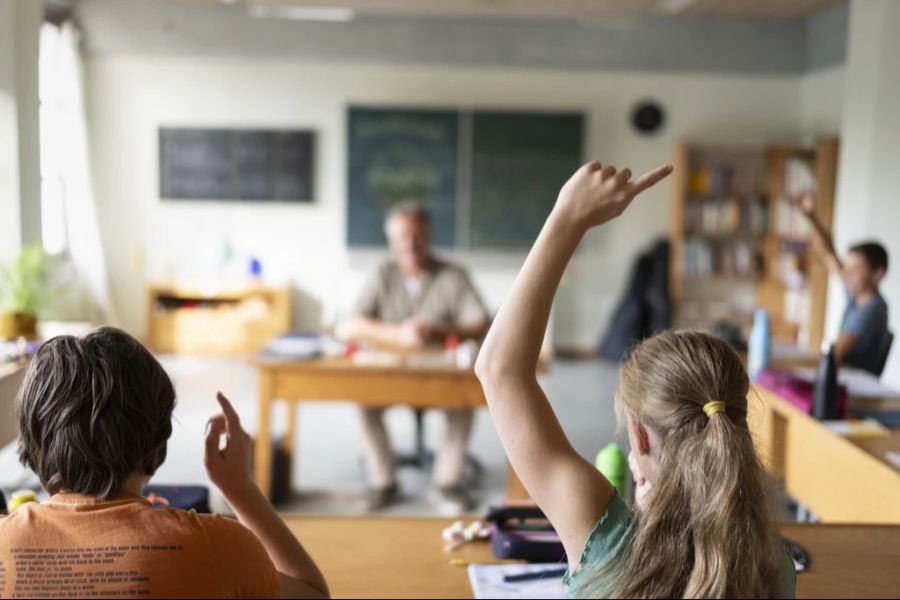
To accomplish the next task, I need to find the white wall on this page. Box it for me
[0,1,18,261]
[0,0,42,262]
[828,0,900,386]
[86,57,830,348]
[799,65,844,138]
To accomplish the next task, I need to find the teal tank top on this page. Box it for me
[563,494,797,598]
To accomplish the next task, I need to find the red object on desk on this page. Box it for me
[757,367,848,417]
[445,334,459,351]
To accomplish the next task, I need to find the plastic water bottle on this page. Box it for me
[812,342,839,420]
[748,308,771,379]
[595,443,627,496]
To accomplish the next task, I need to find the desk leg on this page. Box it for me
[255,369,275,500]
[284,400,298,498]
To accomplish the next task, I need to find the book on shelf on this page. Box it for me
[689,162,764,196]
[776,200,812,238]
[776,156,816,238]
[683,237,759,279]
[784,156,815,197]
[684,197,767,236]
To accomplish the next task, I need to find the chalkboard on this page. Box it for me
[346,107,584,249]
[347,108,458,246]
[159,128,314,202]
[470,111,584,248]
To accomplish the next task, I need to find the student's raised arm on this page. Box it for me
[475,161,672,570]
[205,393,329,599]
[800,193,843,276]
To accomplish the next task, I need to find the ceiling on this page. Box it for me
[215,0,843,21]
[72,0,848,74]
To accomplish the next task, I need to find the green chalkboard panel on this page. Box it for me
[347,107,458,247]
[470,111,584,248]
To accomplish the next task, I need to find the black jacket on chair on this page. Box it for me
[599,239,671,362]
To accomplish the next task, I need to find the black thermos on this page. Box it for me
[812,344,839,420]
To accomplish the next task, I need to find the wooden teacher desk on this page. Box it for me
[251,351,533,501]
[283,514,900,598]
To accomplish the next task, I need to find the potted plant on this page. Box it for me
[0,244,51,339]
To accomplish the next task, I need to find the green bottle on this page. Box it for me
[595,442,627,496]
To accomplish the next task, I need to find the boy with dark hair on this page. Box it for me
[801,196,891,375]
[1,327,329,598]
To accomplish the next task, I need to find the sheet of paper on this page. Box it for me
[351,350,403,367]
[467,563,566,599]
[789,367,900,398]
[887,451,900,469]
[822,418,890,437]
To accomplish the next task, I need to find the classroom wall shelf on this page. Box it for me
[670,138,839,350]
[146,283,290,355]
[759,139,839,351]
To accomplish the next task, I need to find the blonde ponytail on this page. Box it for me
[578,331,780,598]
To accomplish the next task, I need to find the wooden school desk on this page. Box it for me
[282,514,900,598]
[750,384,900,524]
[251,352,536,501]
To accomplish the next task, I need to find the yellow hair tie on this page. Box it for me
[703,401,726,417]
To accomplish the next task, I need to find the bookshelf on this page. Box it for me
[670,143,769,331]
[758,138,839,351]
[670,138,839,350]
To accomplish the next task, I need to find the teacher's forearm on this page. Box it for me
[346,316,400,347]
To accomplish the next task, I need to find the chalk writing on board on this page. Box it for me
[159,128,314,202]
[346,107,584,249]
[347,107,458,247]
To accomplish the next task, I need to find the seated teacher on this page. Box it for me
[347,202,491,511]
[802,194,890,374]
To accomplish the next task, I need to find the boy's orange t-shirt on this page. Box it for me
[0,492,280,598]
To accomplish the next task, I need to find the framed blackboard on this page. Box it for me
[347,107,458,246]
[346,106,584,249]
[159,127,315,202]
[470,111,584,248]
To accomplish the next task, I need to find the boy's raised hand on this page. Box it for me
[555,161,673,231]
[204,391,255,498]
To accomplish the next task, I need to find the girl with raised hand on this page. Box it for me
[475,161,795,598]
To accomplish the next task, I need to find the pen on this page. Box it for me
[449,558,523,567]
[502,567,567,583]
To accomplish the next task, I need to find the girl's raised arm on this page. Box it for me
[475,161,672,570]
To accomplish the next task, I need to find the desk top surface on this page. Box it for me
[252,350,549,376]
[755,385,900,474]
[252,351,477,376]
[283,514,900,598]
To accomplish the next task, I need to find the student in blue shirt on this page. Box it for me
[476,161,795,598]
[801,194,890,374]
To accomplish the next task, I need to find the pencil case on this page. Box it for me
[485,505,566,562]
[142,484,211,513]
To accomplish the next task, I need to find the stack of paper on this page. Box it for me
[467,563,565,599]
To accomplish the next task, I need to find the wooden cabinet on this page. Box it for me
[147,283,290,355]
